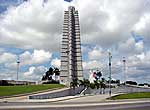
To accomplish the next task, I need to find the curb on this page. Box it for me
[49,94,95,103]
[106,98,150,102]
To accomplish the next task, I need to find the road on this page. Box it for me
[0,89,150,110]
[0,101,150,110]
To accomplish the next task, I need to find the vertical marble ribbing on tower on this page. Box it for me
[60,6,83,86]
[60,11,69,84]
[74,10,83,80]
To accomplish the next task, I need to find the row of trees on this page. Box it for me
[138,83,150,87]
[41,67,149,89]
[125,81,137,85]
[70,78,106,94]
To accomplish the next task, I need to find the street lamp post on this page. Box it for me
[122,57,126,85]
[16,58,20,81]
[108,52,112,96]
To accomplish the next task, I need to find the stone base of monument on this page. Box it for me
[29,86,84,99]
[83,85,150,95]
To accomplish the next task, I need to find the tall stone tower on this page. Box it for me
[60,6,83,86]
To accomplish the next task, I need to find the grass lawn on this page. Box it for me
[0,84,65,97]
[110,92,150,100]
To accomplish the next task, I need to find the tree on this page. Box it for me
[99,78,106,94]
[96,71,102,79]
[116,80,120,84]
[82,79,90,89]
[90,83,95,89]
[53,67,60,81]
[99,80,103,94]
[79,79,90,95]
[0,80,9,86]
[138,84,144,86]
[44,67,54,81]
[126,81,137,85]
[54,67,60,76]
[70,79,79,88]
[94,80,100,89]
[48,67,54,76]
[41,67,60,84]
[41,75,46,81]
[70,78,79,95]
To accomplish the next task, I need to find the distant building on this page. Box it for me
[60,6,83,86]
[0,80,36,86]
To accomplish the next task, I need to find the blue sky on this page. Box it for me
[0,0,150,83]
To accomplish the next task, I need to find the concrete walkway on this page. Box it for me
[58,94,112,103]
[0,93,115,103]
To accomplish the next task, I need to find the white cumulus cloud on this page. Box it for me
[20,49,52,65]
[0,52,17,64]
[88,46,107,60]
[51,58,60,68]
[23,66,47,81]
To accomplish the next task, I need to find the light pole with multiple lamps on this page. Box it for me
[108,52,112,96]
